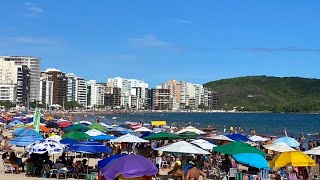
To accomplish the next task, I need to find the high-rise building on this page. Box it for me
[87,80,105,107]
[16,65,30,106]
[149,88,170,110]
[208,90,219,110]
[66,74,77,102]
[0,56,40,102]
[39,75,54,106]
[66,74,87,106]
[42,68,67,106]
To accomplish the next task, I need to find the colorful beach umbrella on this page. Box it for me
[101,155,158,180]
[110,133,149,143]
[178,131,199,139]
[191,139,216,150]
[98,154,127,169]
[213,141,266,157]
[263,142,296,153]
[273,137,300,147]
[25,139,64,154]
[304,146,320,155]
[85,129,106,136]
[58,121,72,128]
[269,151,316,168]
[176,126,205,135]
[144,132,182,140]
[13,128,42,137]
[134,127,152,132]
[203,134,234,142]
[62,131,90,140]
[9,136,44,146]
[60,138,77,146]
[67,141,112,154]
[88,123,107,132]
[226,134,252,142]
[249,135,269,142]
[63,124,90,132]
[233,153,269,169]
[8,120,23,127]
[90,135,116,141]
[156,141,210,155]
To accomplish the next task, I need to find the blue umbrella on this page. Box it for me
[98,154,127,169]
[233,153,269,169]
[67,141,112,153]
[90,135,116,141]
[60,139,78,146]
[273,137,300,147]
[226,134,252,142]
[13,128,42,137]
[8,120,23,127]
[9,136,44,146]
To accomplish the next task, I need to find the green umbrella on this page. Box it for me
[88,123,108,132]
[213,141,266,157]
[63,124,89,132]
[178,131,199,139]
[144,132,182,140]
[62,131,90,140]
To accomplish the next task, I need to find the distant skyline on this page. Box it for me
[1,1,320,86]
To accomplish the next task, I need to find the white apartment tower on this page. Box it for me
[88,80,105,107]
[66,73,87,106]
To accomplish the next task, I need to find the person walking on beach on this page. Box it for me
[185,161,206,180]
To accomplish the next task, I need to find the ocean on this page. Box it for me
[85,112,320,139]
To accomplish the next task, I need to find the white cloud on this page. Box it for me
[7,36,58,45]
[25,2,43,16]
[128,34,174,49]
[173,19,192,24]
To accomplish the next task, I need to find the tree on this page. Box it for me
[198,103,208,110]
[64,100,82,110]
[0,101,15,108]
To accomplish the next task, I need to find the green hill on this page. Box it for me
[204,76,320,113]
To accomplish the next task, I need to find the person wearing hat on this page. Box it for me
[168,161,184,180]
[185,161,206,180]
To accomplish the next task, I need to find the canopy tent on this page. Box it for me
[25,139,64,154]
[144,132,182,140]
[269,151,316,168]
[9,136,44,146]
[134,127,152,132]
[110,133,149,143]
[101,155,158,180]
[213,141,266,157]
[249,135,269,142]
[63,124,90,132]
[226,134,252,142]
[203,134,234,141]
[98,154,127,169]
[156,141,210,155]
[178,131,199,139]
[176,126,205,135]
[273,137,300,147]
[191,139,216,150]
[88,123,108,132]
[151,121,166,126]
[263,142,296,153]
[233,153,269,169]
[62,131,90,141]
[85,129,106,137]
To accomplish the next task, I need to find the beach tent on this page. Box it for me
[178,131,199,139]
[62,131,90,140]
[176,126,205,135]
[226,134,252,142]
[263,142,296,153]
[101,155,158,180]
[26,139,64,154]
[269,151,316,168]
[213,141,266,157]
[204,134,234,142]
[249,135,269,142]
[233,153,269,169]
[191,139,217,150]
[304,146,320,155]
[273,137,300,147]
[151,121,166,126]
[110,133,149,143]
[156,141,210,155]
[144,132,182,140]
[85,129,106,136]
[134,127,152,132]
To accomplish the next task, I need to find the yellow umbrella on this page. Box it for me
[269,151,316,168]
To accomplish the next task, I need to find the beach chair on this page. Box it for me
[42,164,58,178]
[25,162,37,176]
[2,159,15,174]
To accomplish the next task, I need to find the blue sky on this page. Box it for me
[1,1,320,87]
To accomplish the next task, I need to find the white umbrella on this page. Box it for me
[134,127,152,132]
[85,129,106,136]
[191,139,217,150]
[156,141,210,155]
[74,121,92,125]
[249,135,269,142]
[304,146,320,155]
[110,133,149,143]
[204,135,234,141]
[263,142,296,152]
[47,135,62,141]
[26,139,64,154]
[100,122,113,129]
[176,126,205,135]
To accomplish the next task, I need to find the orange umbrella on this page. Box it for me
[28,125,50,133]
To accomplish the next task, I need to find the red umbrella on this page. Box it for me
[58,121,72,128]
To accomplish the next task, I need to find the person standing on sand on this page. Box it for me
[185,161,206,180]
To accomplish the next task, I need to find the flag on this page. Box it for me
[33,108,41,133]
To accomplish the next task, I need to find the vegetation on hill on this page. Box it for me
[204,76,320,113]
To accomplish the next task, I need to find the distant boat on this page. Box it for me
[112,117,117,120]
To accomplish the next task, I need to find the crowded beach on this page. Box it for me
[0,110,319,180]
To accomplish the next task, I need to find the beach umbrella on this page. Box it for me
[273,137,300,147]
[13,128,42,137]
[63,124,90,132]
[203,134,234,141]
[110,126,132,133]
[144,132,182,140]
[67,141,112,154]
[8,120,23,127]
[134,127,152,132]
[226,134,252,142]
[9,136,44,146]
[48,135,62,141]
[110,133,149,143]
[263,142,296,153]
[88,123,107,132]
[178,131,199,139]
[62,131,90,140]
[101,155,158,180]
[304,146,320,155]
[60,138,77,146]
[90,135,116,141]
[156,141,210,155]
[233,153,269,169]
[25,139,64,154]
[98,154,127,169]
[249,135,269,142]
[213,141,266,157]
[100,122,113,129]
[45,122,58,128]
[191,139,217,150]
[75,121,92,126]
[176,126,205,135]
[269,151,316,168]
[58,121,72,128]
[85,129,106,136]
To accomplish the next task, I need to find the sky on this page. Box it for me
[1,1,320,87]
